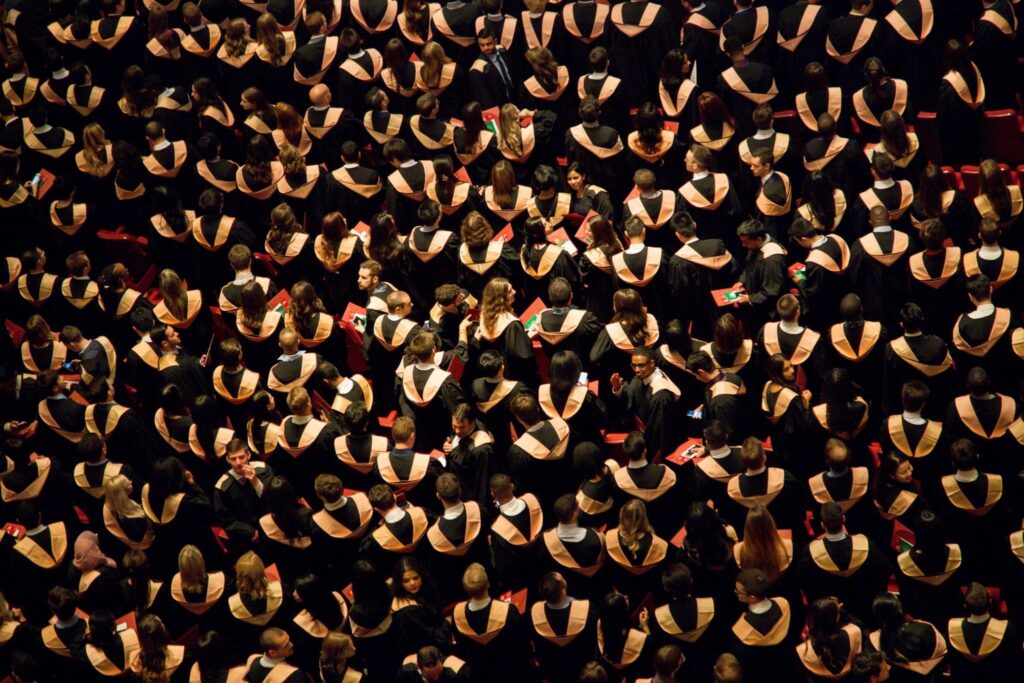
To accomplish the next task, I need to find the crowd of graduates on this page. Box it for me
[1,0,1024,681]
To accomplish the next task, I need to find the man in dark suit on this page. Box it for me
[467,27,516,109]
[293,12,340,89]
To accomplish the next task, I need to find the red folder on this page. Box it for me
[520,297,545,332]
[268,288,290,312]
[712,287,745,307]
[492,223,514,243]
[664,437,703,466]
[573,210,598,245]
[547,227,578,256]
[352,221,371,241]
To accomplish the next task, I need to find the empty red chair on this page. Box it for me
[960,163,1014,198]
[96,230,156,291]
[981,110,1024,164]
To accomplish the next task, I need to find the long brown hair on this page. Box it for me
[739,504,788,583]
[158,269,188,320]
[480,278,514,334]
[611,289,649,347]
[617,500,653,554]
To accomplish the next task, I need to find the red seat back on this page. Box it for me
[981,110,1024,164]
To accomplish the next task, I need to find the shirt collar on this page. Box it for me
[753,128,775,140]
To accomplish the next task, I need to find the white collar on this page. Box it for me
[387,313,406,321]
[52,68,69,78]
[443,502,465,519]
[824,530,848,542]
[153,139,171,151]
[233,271,255,285]
[277,350,305,361]
[33,124,52,134]
[291,414,312,425]
[499,497,525,516]
[811,236,828,249]
[259,655,285,668]
[968,302,995,319]
[979,245,1002,260]
[587,72,608,80]
[874,179,896,190]
[760,170,775,186]
[348,49,366,59]
[745,466,767,476]
[779,321,803,335]
[627,459,649,469]
[749,598,773,614]
[556,523,587,542]
[384,507,406,523]
[955,469,980,483]
[872,225,893,233]
[625,242,645,254]
[692,170,709,181]
[753,128,775,140]
[400,160,417,168]
[467,596,491,611]
[709,445,732,459]
[902,411,925,425]
[9,73,24,82]
[967,613,991,624]
[309,34,325,43]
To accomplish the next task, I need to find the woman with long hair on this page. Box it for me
[120,549,165,617]
[540,351,606,447]
[192,76,237,139]
[86,609,139,678]
[676,502,738,604]
[390,557,449,652]
[589,288,659,382]
[75,121,116,182]
[128,614,186,681]
[154,383,193,456]
[798,170,847,234]
[186,395,234,485]
[910,163,971,244]
[627,102,680,176]
[234,280,283,371]
[349,560,400,682]
[425,155,479,227]
[264,202,315,288]
[974,158,1023,231]
[117,65,156,138]
[215,17,257,107]
[523,47,571,130]
[578,214,623,320]
[291,573,349,671]
[236,135,283,217]
[734,505,793,581]
[700,312,754,380]
[277,143,332,230]
[286,280,338,352]
[658,49,698,126]
[97,262,151,349]
[188,630,248,683]
[141,456,214,572]
[852,58,913,142]
[397,0,432,47]
[796,598,863,681]
[473,277,535,384]
[496,103,547,170]
[254,12,298,101]
[872,451,930,532]
[812,368,870,455]
[868,110,923,181]
[247,390,282,460]
[314,212,364,310]
[239,87,277,138]
[565,162,614,220]
[938,38,985,167]
[607,500,670,600]
[691,92,737,169]
[257,477,314,583]
[596,592,654,680]
[794,62,844,135]
[573,441,619,530]
[381,39,420,113]
[103,474,156,553]
[452,101,499,184]
[148,186,196,281]
[869,593,947,681]
[169,545,226,628]
[226,551,288,653]
[415,41,457,98]
[480,159,533,231]
[761,354,813,473]
[112,140,148,228]
[320,632,365,682]
[19,314,67,374]
[456,211,519,299]
[518,215,580,305]
[153,269,204,338]
[272,102,312,156]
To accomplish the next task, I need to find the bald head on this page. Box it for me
[309,84,331,107]
[868,205,890,228]
[386,291,412,314]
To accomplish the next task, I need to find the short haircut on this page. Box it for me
[548,277,572,307]
[434,283,461,306]
[286,387,310,413]
[510,393,540,425]
[435,472,462,502]
[776,293,799,321]
[633,169,656,192]
[739,437,765,469]
[538,572,565,602]
[736,568,771,598]
[670,211,697,238]
[552,493,578,524]
[228,244,252,271]
[688,144,712,170]
[736,219,766,240]
[685,350,715,374]
[653,645,682,676]
[623,432,646,461]
[315,474,343,502]
[824,439,849,470]
[477,350,505,378]
[949,438,978,471]
[462,563,488,597]
[368,484,396,509]
[392,416,416,442]
[359,259,382,278]
[820,502,844,533]
[703,420,729,448]
[260,627,287,653]
[965,273,991,301]
[871,151,894,179]
[901,381,929,412]
[624,216,646,238]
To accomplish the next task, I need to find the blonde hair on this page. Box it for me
[82,123,109,169]
[420,41,452,90]
[104,474,145,519]
[617,500,652,554]
[235,551,268,600]
[177,545,207,593]
[462,563,489,598]
[738,504,788,583]
[480,278,513,335]
[497,104,523,158]
[523,0,548,12]
[158,269,189,321]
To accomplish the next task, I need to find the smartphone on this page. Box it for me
[577,372,589,386]
[686,408,703,420]
[60,361,75,372]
